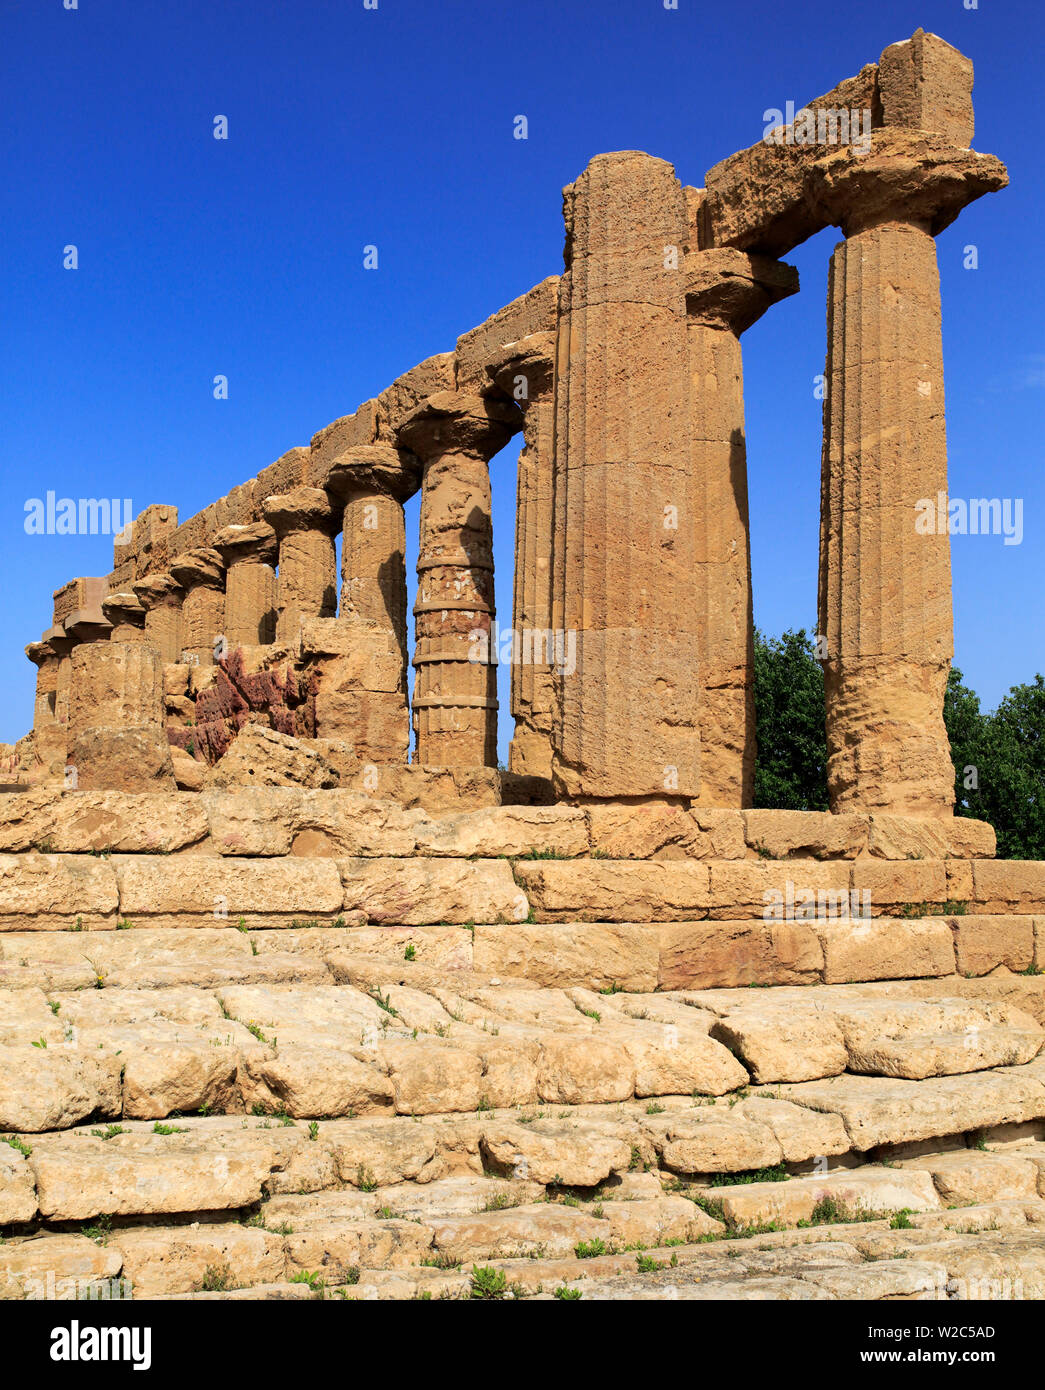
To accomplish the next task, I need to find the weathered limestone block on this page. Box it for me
[212,522,278,649]
[550,151,698,798]
[113,1225,285,1298]
[814,917,955,984]
[696,1167,941,1229]
[971,862,1045,915]
[66,642,175,792]
[0,1235,123,1294]
[170,548,226,666]
[413,805,588,858]
[685,247,798,806]
[303,618,410,764]
[949,915,1035,977]
[709,1006,848,1083]
[877,29,974,146]
[0,854,118,930]
[480,1119,633,1187]
[209,725,340,790]
[867,813,996,860]
[742,809,869,860]
[240,1046,394,1118]
[132,573,185,664]
[399,392,520,768]
[513,860,710,923]
[338,857,529,925]
[114,855,345,928]
[657,920,824,990]
[261,487,338,644]
[0,790,208,853]
[587,802,747,860]
[52,577,108,627]
[0,1050,122,1132]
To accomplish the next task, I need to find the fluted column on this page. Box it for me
[213,523,278,651]
[551,151,699,799]
[324,444,421,681]
[169,549,225,667]
[133,574,185,665]
[813,137,1007,816]
[399,393,519,768]
[685,248,798,807]
[101,592,147,643]
[488,334,556,780]
[261,487,338,644]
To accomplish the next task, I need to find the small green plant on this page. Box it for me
[574,1239,607,1260]
[152,1122,188,1136]
[116,919,133,930]
[890,1209,914,1230]
[1,1134,32,1158]
[357,1164,378,1193]
[289,1269,326,1291]
[90,1124,124,1141]
[598,981,622,995]
[469,1265,508,1299]
[71,916,85,932]
[581,1008,601,1023]
[197,1264,233,1292]
[645,1102,665,1115]
[707,1164,790,1188]
[553,1285,582,1300]
[308,1121,319,1141]
[80,1215,112,1244]
[30,1037,47,1049]
[48,1000,61,1015]
[403,943,416,961]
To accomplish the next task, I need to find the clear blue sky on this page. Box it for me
[2,0,1041,763]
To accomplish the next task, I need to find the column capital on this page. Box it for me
[101,591,146,628]
[811,132,1007,238]
[486,331,556,403]
[321,443,421,504]
[132,573,185,610]
[261,486,338,537]
[684,248,798,333]
[397,391,519,461]
[212,521,278,569]
[170,547,225,591]
[26,639,56,668]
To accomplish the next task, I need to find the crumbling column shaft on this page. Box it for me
[818,221,954,816]
[224,562,276,648]
[276,529,336,642]
[413,449,498,768]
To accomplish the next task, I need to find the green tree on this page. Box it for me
[947,669,1045,860]
[752,628,828,811]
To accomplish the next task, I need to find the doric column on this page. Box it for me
[323,444,421,679]
[26,639,60,729]
[212,523,278,651]
[261,487,338,644]
[551,151,699,799]
[101,592,147,643]
[813,136,1006,817]
[488,334,557,780]
[132,574,185,665]
[398,392,519,768]
[169,549,225,667]
[684,247,798,808]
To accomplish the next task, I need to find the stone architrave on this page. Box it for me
[398,392,519,768]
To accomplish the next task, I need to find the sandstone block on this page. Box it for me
[339,858,528,926]
[658,921,823,990]
[815,917,955,984]
[114,856,344,928]
[514,861,710,923]
[0,854,118,930]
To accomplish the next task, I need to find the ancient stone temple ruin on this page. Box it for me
[2,33,1044,1304]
